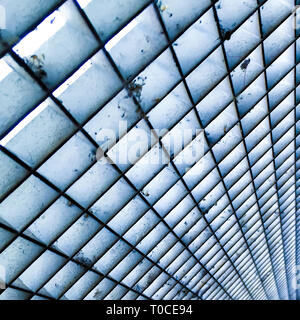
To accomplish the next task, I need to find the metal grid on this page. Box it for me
[0,0,299,300]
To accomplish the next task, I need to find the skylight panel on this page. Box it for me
[187,46,227,103]
[0,151,29,200]
[260,0,294,35]
[127,48,181,113]
[108,5,168,80]
[13,0,98,89]
[24,196,82,246]
[53,51,123,124]
[2,98,77,167]
[173,8,220,74]
[158,0,211,40]
[0,0,63,53]
[0,54,45,138]
[0,175,58,231]
[78,0,150,42]
[224,11,261,70]
[65,157,120,207]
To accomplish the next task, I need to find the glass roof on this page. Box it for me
[0,0,299,300]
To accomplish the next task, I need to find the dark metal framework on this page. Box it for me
[0,0,299,300]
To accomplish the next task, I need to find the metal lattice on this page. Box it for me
[0,0,299,300]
